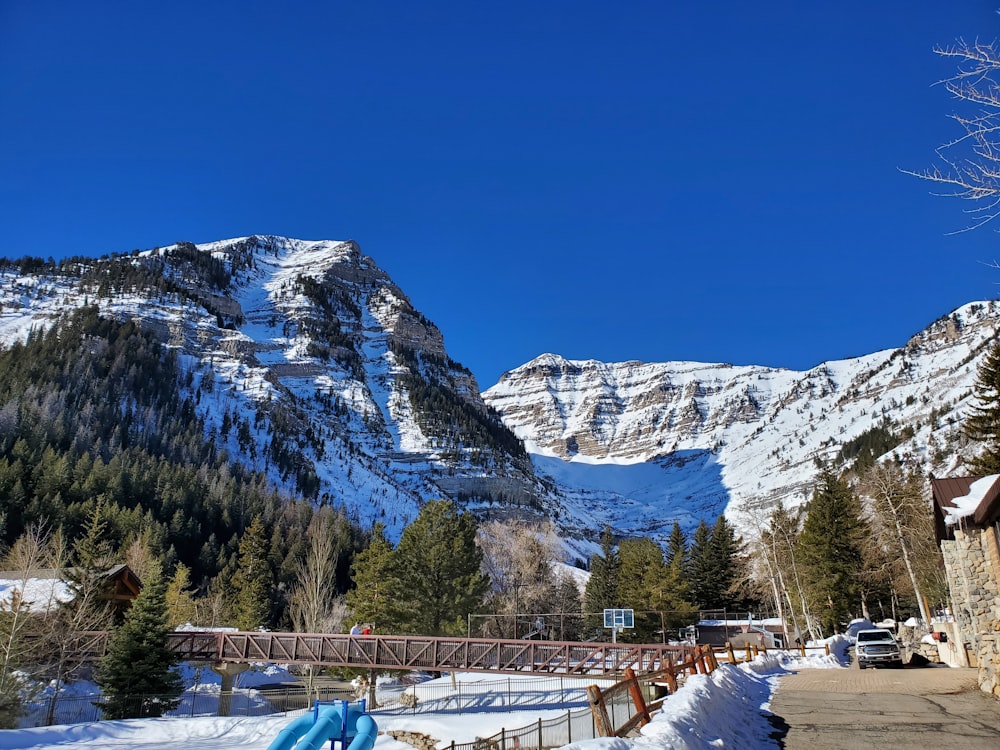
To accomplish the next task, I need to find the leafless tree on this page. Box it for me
[194,580,228,628]
[477,520,562,638]
[733,498,794,643]
[0,524,50,727]
[857,462,941,628]
[37,574,114,725]
[287,508,348,698]
[288,508,347,634]
[34,525,114,725]
[905,38,1000,231]
[0,524,114,727]
[122,529,160,584]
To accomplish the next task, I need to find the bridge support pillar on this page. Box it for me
[212,661,250,716]
[367,668,378,708]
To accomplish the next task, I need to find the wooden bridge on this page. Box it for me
[69,631,691,677]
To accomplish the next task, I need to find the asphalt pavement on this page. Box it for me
[768,665,1000,749]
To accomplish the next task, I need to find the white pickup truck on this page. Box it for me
[854,628,903,669]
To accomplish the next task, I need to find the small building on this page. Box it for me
[0,564,142,621]
[930,474,1000,696]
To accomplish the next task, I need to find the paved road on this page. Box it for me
[769,666,1000,749]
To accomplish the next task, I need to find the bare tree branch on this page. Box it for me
[905,38,1000,232]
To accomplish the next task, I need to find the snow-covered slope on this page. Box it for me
[0,236,535,538]
[484,301,996,542]
[0,236,994,549]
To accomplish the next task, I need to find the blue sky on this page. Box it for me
[3,2,1000,388]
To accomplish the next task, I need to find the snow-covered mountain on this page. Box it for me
[0,236,536,538]
[483,302,994,546]
[0,235,994,553]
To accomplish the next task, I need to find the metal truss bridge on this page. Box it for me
[70,631,691,677]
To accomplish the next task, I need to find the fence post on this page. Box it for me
[726,642,736,664]
[587,684,613,737]
[507,677,511,707]
[624,667,650,727]
[567,709,572,743]
[664,660,677,694]
[538,717,543,748]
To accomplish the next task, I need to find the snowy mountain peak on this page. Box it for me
[483,299,1000,543]
[0,236,996,551]
[0,237,534,539]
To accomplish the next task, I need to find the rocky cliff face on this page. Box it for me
[483,302,998,540]
[1,236,995,548]
[0,235,535,537]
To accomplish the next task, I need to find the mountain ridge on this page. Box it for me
[0,235,992,553]
[483,301,991,544]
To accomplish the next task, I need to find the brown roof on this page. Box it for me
[973,479,1000,526]
[931,475,1000,540]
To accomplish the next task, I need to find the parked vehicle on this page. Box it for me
[854,628,903,669]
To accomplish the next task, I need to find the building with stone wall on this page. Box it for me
[931,475,1000,697]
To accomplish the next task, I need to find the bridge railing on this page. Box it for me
[63,631,694,677]
[181,631,692,676]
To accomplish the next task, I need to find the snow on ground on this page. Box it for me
[3,644,849,750]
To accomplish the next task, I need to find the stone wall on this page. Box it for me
[385,730,438,750]
[980,635,1000,697]
[940,527,1000,697]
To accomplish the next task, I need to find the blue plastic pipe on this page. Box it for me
[346,714,378,750]
[265,700,378,750]
[265,711,316,750]
[291,706,342,750]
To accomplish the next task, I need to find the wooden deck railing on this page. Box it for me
[587,642,832,737]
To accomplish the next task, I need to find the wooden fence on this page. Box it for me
[586,642,831,737]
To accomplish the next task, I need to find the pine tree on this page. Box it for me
[686,520,713,609]
[550,573,584,641]
[345,522,399,632]
[67,497,120,611]
[706,515,742,611]
[392,500,488,636]
[665,522,688,572]
[583,526,620,635]
[617,537,696,641]
[164,563,197,629]
[229,515,273,630]
[96,563,183,719]
[964,340,1000,473]
[796,471,866,637]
